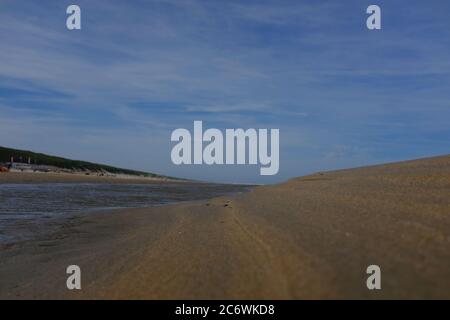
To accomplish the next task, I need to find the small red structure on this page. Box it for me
[0,166,9,173]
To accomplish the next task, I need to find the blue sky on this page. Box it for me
[0,0,449,183]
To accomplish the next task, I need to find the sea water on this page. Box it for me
[0,182,249,244]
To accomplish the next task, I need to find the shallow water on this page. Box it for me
[0,182,249,243]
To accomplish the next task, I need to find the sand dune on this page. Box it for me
[0,155,449,299]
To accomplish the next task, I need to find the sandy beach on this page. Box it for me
[0,171,184,185]
[0,155,449,299]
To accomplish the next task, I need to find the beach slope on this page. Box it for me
[0,155,449,299]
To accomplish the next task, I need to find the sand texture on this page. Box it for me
[0,155,449,299]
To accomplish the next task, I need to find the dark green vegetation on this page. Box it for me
[0,145,172,178]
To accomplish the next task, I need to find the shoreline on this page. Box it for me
[0,171,189,185]
[0,155,449,299]
[0,178,251,247]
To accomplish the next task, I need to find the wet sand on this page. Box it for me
[0,155,449,299]
[0,172,183,184]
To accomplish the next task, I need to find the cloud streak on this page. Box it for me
[0,0,449,183]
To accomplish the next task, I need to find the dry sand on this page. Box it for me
[0,155,449,299]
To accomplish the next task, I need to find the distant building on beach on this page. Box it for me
[4,155,54,173]
[9,162,33,171]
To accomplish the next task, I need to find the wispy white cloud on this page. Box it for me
[0,0,449,183]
